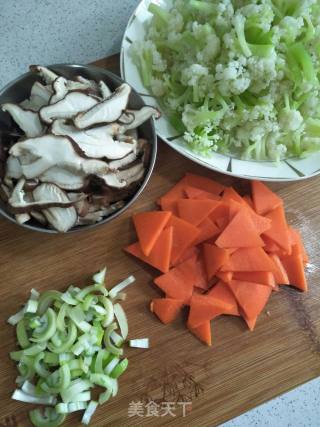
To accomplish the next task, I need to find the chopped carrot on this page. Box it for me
[209,202,230,226]
[215,216,230,232]
[216,209,264,248]
[167,215,200,265]
[150,298,184,324]
[203,244,230,280]
[216,271,233,284]
[263,205,291,254]
[242,195,254,209]
[227,280,272,320]
[177,199,220,226]
[193,258,210,290]
[288,228,309,264]
[124,226,173,273]
[262,235,281,253]
[281,253,308,291]
[251,180,283,215]
[159,176,187,204]
[184,185,221,201]
[188,293,233,328]
[228,199,271,234]
[193,218,220,246]
[207,281,240,316]
[269,254,290,285]
[222,187,245,204]
[188,321,212,346]
[221,247,276,272]
[184,172,225,195]
[242,311,258,331]
[233,271,276,288]
[133,211,172,256]
[173,246,200,267]
[154,257,196,302]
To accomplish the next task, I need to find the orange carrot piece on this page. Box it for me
[150,298,184,324]
[215,216,229,232]
[209,202,230,225]
[193,258,210,290]
[227,280,272,320]
[251,180,283,215]
[232,271,276,288]
[216,271,233,284]
[124,226,173,273]
[133,211,172,256]
[221,247,276,272]
[228,200,271,234]
[281,253,308,291]
[159,176,187,204]
[167,215,200,265]
[207,281,240,316]
[222,187,245,204]
[216,209,264,248]
[193,218,220,245]
[288,228,309,264]
[177,199,220,226]
[262,235,281,253]
[188,321,212,346]
[184,185,221,201]
[188,293,233,328]
[173,246,200,267]
[184,173,225,195]
[269,254,290,285]
[263,205,291,254]
[242,311,258,331]
[203,244,230,280]
[242,195,254,209]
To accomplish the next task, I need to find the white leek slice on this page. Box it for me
[110,331,124,347]
[109,276,135,299]
[81,400,98,425]
[104,357,119,375]
[8,308,25,325]
[12,389,56,405]
[113,303,128,340]
[129,338,150,348]
[92,267,107,285]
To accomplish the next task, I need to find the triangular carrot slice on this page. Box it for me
[177,199,220,226]
[263,205,291,254]
[154,256,196,302]
[262,235,281,253]
[159,199,179,216]
[124,226,173,273]
[184,185,221,201]
[251,180,283,215]
[173,246,200,267]
[216,209,264,248]
[150,298,184,324]
[228,200,271,234]
[215,216,229,232]
[133,211,172,256]
[193,218,220,246]
[242,311,258,331]
[222,187,244,204]
[216,271,233,284]
[193,258,210,290]
[187,293,233,328]
[159,176,187,204]
[188,321,212,346]
[203,244,230,280]
[184,173,225,195]
[209,202,230,226]
[227,280,272,319]
[233,271,276,288]
[167,215,200,265]
[242,195,254,209]
[221,247,276,272]
[288,228,309,264]
[207,281,240,316]
[269,254,290,285]
[281,253,307,291]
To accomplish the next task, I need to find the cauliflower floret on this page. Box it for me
[278,16,305,43]
[215,60,250,95]
[181,64,209,87]
[247,53,277,93]
[150,78,166,97]
[279,109,304,131]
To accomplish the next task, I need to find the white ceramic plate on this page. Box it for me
[120,0,320,182]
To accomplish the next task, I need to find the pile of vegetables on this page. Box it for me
[124,173,308,345]
[132,0,320,161]
[8,268,147,426]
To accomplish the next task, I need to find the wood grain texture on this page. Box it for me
[0,55,319,427]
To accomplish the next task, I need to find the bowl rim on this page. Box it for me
[119,0,320,183]
[0,63,157,233]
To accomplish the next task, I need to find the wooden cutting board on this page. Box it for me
[0,55,319,427]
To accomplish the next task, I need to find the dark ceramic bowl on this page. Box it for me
[0,64,157,233]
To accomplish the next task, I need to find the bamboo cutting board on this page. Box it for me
[0,55,319,427]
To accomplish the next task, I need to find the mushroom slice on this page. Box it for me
[121,106,161,131]
[118,111,135,125]
[50,77,68,104]
[29,65,58,85]
[117,162,145,185]
[31,81,52,101]
[33,183,77,232]
[15,213,31,224]
[1,104,45,137]
[8,179,74,213]
[10,135,110,179]
[51,119,136,159]
[73,76,100,92]
[108,151,137,170]
[99,81,112,99]
[5,155,23,179]
[74,83,131,129]
[39,167,85,191]
[30,210,47,225]
[39,92,98,124]
[99,173,127,189]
